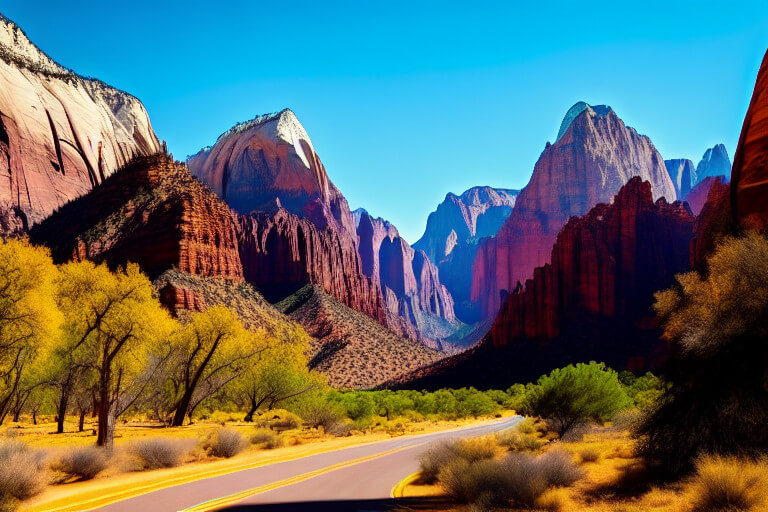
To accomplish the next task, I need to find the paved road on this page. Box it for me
[93,416,521,512]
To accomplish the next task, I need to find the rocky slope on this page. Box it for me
[696,144,731,183]
[0,14,161,233]
[29,153,243,280]
[413,186,518,323]
[399,178,694,388]
[731,47,768,232]
[276,285,443,389]
[471,102,676,318]
[353,208,458,341]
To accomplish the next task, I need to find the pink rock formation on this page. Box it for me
[683,176,720,217]
[0,16,161,232]
[471,102,676,318]
[488,178,694,358]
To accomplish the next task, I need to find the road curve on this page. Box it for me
[92,416,521,512]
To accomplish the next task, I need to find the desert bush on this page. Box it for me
[641,233,768,474]
[296,399,347,433]
[128,438,193,469]
[0,441,46,512]
[688,455,768,512]
[495,429,545,453]
[578,447,600,463]
[253,410,302,431]
[612,408,643,431]
[514,417,538,435]
[419,437,499,483]
[204,428,247,458]
[250,429,284,449]
[437,450,583,509]
[522,362,632,438]
[51,446,108,481]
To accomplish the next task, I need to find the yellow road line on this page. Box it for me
[390,471,420,498]
[181,444,421,512]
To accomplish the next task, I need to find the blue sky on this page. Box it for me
[4,1,768,242]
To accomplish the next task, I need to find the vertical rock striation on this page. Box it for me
[665,159,697,199]
[0,15,161,233]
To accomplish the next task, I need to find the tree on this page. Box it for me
[57,261,173,446]
[522,362,631,437]
[0,240,60,425]
[640,232,768,474]
[165,307,260,426]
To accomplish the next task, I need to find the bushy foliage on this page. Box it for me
[128,438,193,469]
[0,441,46,511]
[203,428,247,458]
[419,437,500,483]
[522,362,632,437]
[688,455,768,512]
[641,232,768,474]
[51,446,108,481]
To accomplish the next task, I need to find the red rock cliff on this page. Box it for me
[488,177,694,350]
[472,102,676,318]
[0,15,161,233]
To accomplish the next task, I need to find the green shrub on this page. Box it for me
[253,410,302,431]
[523,362,632,437]
[51,446,108,481]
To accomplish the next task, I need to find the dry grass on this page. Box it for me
[50,446,108,481]
[688,455,768,512]
[495,428,546,453]
[250,429,284,449]
[578,447,600,464]
[0,441,46,512]
[203,428,247,458]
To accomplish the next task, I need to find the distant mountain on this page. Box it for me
[276,285,444,389]
[665,159,696,199]
[413,187,518,323]
[0,14,161,233]
[399,178,694,388]
[353,208,460,343]
[471,102,676,319]
[696,144,731,183]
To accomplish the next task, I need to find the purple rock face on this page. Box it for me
[696,144,731,183]
[413,186,519,323]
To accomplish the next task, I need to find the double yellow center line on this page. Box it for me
[181,443,422,511]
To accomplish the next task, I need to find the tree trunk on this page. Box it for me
[32,410,37,425]
[78,409,86,432]
[97,370,114,447]
[171,392,193,427]
[56,389,70,434]
[244,399,258,422]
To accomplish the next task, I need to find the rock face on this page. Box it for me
[187,109,354,234]
[413,187,518,323]
[689,177,732,268]
[665,159,696,199]
[29,154,244,281]
[696,144,732,184]
[731,47,768,231]
[471,102,676,318]
[353,209,457,340]
[0,15,161,233]
[683,176,719,217]
[489,178,694,348]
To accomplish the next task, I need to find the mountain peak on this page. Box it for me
[555,101,613,142]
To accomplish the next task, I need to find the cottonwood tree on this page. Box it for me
[57,261,174,446]
[165,306,261,427]
[0,240,60,425]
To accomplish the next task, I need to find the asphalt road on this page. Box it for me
[93,416,521,512]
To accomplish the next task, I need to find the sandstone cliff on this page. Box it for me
[413,186,518,323]
[0,15,161,233]
[353,208,457,341]
[471,102,676,318]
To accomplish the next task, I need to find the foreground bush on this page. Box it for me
[642,233,768,474]
[522,362,632,437]
[419,437,500,483]
[0,441,46,512]
[204,429,247,458]
[51,446,108,481]
[688,455,768,512]
[437,450,584,509]
[128,438,192,469]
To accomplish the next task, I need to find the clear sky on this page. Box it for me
[4,1,768,242]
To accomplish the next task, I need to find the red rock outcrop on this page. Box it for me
[413,187,518,323]
[683,176,720,217]
[159,282,207,315]
[689,178,732,268]
[353,209,456,339]
[471,102,677,318]
[29,154,244,281]
[731,48,768,231]
[487,178,694,350]
[0,15,161,232]
[187,109,355,234]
